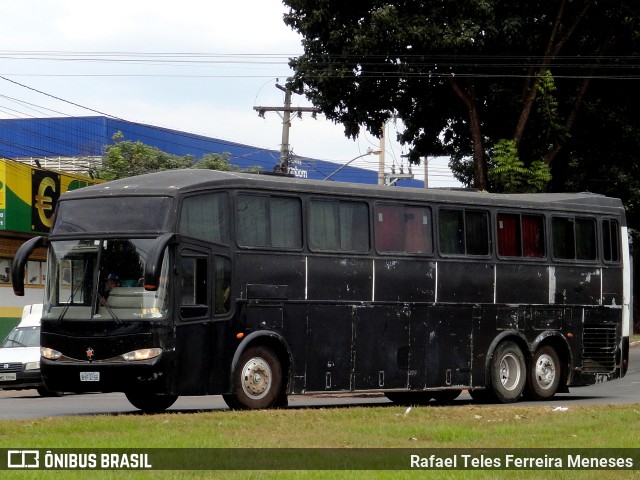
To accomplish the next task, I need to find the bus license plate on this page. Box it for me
[0,373,16,381]
[80,372,100,382]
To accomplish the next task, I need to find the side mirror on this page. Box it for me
[12,236,46,296]
[143,233,174,291]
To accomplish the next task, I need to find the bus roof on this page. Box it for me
[61,169,624,214]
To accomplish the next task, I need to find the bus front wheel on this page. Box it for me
[526,346,561,400]
[490,340,526,403]
[230,346,283,410]
[125,392,178,413]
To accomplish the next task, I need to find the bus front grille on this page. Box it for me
[582,325,617,373]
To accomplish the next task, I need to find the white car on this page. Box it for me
[0,304,62,397]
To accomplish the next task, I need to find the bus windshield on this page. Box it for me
[44,239,170,321]
[54,196,173,234]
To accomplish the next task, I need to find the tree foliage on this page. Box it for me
[488,139,551,193]
[97,132,238,180]
[283,1,640,192]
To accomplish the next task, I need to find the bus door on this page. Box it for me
[174,246,212,395]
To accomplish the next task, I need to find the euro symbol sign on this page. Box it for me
[35,177,56,228]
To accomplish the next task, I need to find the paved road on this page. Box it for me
[0,346,638,419]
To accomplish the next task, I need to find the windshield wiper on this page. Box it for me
[56,260,91,324]
[96,293,122,324]
[4,339,27,347]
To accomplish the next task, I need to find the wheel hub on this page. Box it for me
[535,354,556,388]
[499,353,522,391]
[241,357,272,399]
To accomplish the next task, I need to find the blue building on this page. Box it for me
[0,116,422,186]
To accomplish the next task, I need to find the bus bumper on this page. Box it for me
[41,352,174,394]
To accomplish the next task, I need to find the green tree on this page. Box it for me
[283,1,640,191]
[193,153,237,171]
[97,132,239,180]
[488,139,551,193]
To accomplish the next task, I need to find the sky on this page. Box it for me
[0,0,460,187]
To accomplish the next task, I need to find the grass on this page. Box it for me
[1,403,640,479]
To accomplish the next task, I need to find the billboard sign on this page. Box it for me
[0,160,100,234]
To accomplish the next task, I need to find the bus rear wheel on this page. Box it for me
[490,340,526,403]
[230,346,283,410]
[125,392,178,413]
[526,346,561,400]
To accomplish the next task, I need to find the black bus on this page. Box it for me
[12,170,631,412]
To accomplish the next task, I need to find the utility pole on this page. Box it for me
[279,85,292,174]
[377,123,386,186]
[378,119,414,186]
[254,82,321,174]
[424,156,429,189]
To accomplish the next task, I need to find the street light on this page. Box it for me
[323,148,382,181]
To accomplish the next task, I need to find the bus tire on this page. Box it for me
[36,387,64,397]
[232,346,283,410]
[490,340,526,403]
[526,345,561,400]
[125,392,178,413]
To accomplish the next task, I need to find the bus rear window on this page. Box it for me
[54,196,172,234]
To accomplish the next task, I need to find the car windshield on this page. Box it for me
[1,326,40,348]
[44,239,170,321]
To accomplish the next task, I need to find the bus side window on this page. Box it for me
[214,256,231,315]
[236,194,302,249]
[439,209,465,254]
[180,256,208,319]
[575,218,597,260]
[552,217,575,259]
[522,215,545,257]
[552,216,597,261]
[439,208,489,256]
[404,207,432,254]
[375,205,403,252]
[309,199,369,252]
[497,213,544,258]
[497,213,521,256]
[602,219,620,262]
[179,193,229,245]
[375,204,432,254]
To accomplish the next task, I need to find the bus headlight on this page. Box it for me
[41,347,62,360]
[25,361,40,371]
[121,348,162,362]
